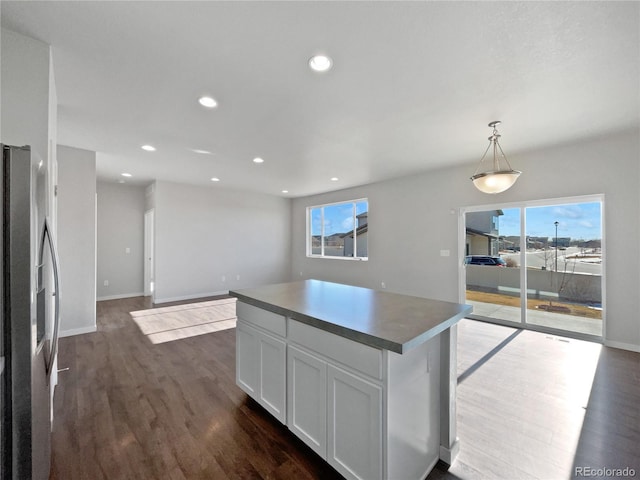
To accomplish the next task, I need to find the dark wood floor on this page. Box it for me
[50,296,342,480]
[50,297,640,479]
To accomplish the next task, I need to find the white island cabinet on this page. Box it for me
[287,344,327,456]
[235,302,286,423]
[232,280,472,480]
[327,363,383,479]
[287,319,384,479]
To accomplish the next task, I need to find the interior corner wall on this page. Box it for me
[145,182,156,211]
[1,27,57,230]
[96,181,146,300]
[57,145,97,336]
[1,28,50,160]
[153,181,292,303]
[291,129,640,352]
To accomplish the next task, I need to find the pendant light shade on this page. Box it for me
[470,121,521,194]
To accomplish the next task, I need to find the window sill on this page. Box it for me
[307,255,368,262]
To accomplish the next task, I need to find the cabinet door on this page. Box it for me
[327,365,383,480]
[258,333,286,423]
[287,345,327,458]
[236,321,259,397]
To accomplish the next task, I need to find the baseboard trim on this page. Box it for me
[97,292,145,301]
[420,455,440,480]
[59,325,97,338]
[604,339,640,353]
[154,290,230,305]
[439,438,460,465]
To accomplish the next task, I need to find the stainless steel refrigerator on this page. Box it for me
[1,144,60,480]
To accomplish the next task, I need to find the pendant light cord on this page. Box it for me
[473,123,516,175]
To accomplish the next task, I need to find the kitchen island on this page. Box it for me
[230,279,471,480]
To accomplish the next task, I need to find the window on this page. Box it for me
[308,199,368,259]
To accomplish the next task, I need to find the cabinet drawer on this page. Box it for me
[288,320,382,380]
[237,301,286,337]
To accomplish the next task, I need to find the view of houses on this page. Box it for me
[465,208,602,259]
[311,211,368,258]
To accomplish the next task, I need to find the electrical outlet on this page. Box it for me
[440,249,450,257]
[221,275,226,282]
[104,280,109,286]
[381,282,386,289]
[125,247,131,254]
[236,274,240,281]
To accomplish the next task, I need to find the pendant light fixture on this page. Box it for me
[470,121,521,194]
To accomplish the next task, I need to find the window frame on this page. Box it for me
[306,198,369,261]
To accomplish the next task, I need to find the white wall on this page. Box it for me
[0,28,57,232]
[57,145,96,336]
[153,181,291,303]
[291,129,640,351]
[96,181,146,300]
[1,28,50,160]
[145,183,155,211]
[1,28,57,230]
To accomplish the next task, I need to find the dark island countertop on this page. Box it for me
[230,279,472,354]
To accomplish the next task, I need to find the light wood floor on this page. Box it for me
[430,321,640,479]
[50,296,640,479]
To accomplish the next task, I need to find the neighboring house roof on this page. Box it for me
[582,239,601,248]
[342,224,368,238]
[466,227,498,239]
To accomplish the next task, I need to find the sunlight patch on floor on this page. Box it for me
[130,298,237,344]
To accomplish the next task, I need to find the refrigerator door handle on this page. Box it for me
[38,217,60,380]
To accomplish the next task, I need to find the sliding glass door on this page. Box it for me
[524,202,602,336]
[463,197,603,339]
[465,208,522,324]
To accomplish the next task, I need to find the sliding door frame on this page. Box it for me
[459,194,606,343]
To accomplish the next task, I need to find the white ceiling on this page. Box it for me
[2,1,638,197]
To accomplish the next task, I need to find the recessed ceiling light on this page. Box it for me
[141,145,156,152]
[331,177,339,182]
[211,177,220,182]
[309,54,333,72]
[121,173,132,177]
[191,148,213,155]
[199,96,218,108]
[253,157,264,164]
[118,179,125,184]
[282,190,289,194]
